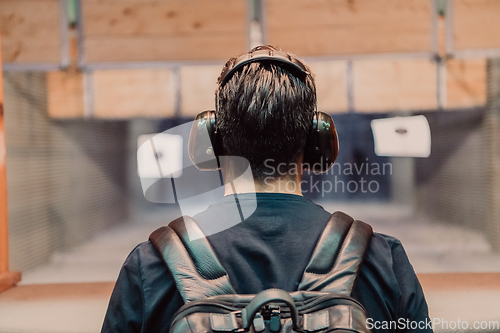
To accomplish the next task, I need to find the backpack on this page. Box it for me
[150,211,373,333]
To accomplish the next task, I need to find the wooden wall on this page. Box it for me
[47,71,84,118]
[44,57,487,117]
[309,61,349,113]
[92,69,175,118]
[265,0,433,56]
[180,65,220,117]
[0,0,61,65]
[446,58,487,108]
[453,0,500,51]
[0,0,496,118]
[81,0,248,63]
[5,0,500,65]
[354,59,437,112]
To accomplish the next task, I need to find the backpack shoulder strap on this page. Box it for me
[298,211,373,295]
[149,216,236,303]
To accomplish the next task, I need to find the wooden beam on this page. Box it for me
[92,69,175,118]
[180,65,220,117]
[266,0,433,57]
[0,30,7,276]
[446,58,487,109]
[0,282,113,301]
[353,59,437,112]
[0,272,22,294]
[309,61,349,113]
[418,273,500,291]
[47,70,85,118]
[0,28,21,294]
[0,36,8,280]
[179,61,349,117]
[0,0,61,64]
[1,274,496,302]
[82,0,247,63]
[46,57,488,119]
[47,68,177,119]
[418,273,500,324]
[453,0,500,51]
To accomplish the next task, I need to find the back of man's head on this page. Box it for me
[216,45,316,181]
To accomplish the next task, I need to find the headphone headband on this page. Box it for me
[218,49,310,88]
[190,47,338,173]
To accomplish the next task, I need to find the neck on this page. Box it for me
[221,156,304,196]
[224,175,303,196]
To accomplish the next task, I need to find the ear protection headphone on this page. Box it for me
[188,48,339,173]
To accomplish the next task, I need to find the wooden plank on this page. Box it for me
[0,282,113,301]
[180,65,220,117]
[446,58,487,109]
[353,59,437,112]
[266,0,433,56]
[82,0,247,63]
[308,61,348,113]
[418,273,500,291]
[0,0,61,64]
[0,31,7,275]
[438,16,446,57]
[419,273,500,325]
[84,35,245,63]
[47,71,85,118]
[0,272,21,294]
[181,61,349,117]
[48,59,485,117]
[0,30,21,293]
[453,0,500,50]
[93,69,175,118]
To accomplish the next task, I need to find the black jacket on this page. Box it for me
[102,193,432,333]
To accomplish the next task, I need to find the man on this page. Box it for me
[102,45,432,333]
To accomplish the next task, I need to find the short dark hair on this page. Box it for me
[216,45,316,180]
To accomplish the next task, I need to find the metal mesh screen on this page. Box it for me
[484,59,500,251]
[411,58,500,252]
[3,72,129,272]
[415,109,488,234]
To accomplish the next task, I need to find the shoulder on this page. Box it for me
[121,240,169,278]
[363,232,415,280]
[125,240,160,262]
[121,238,183,307]
[369,232,404,256]
[368,233,414,271]
[103,238,184,332]
[354,230,431,323]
